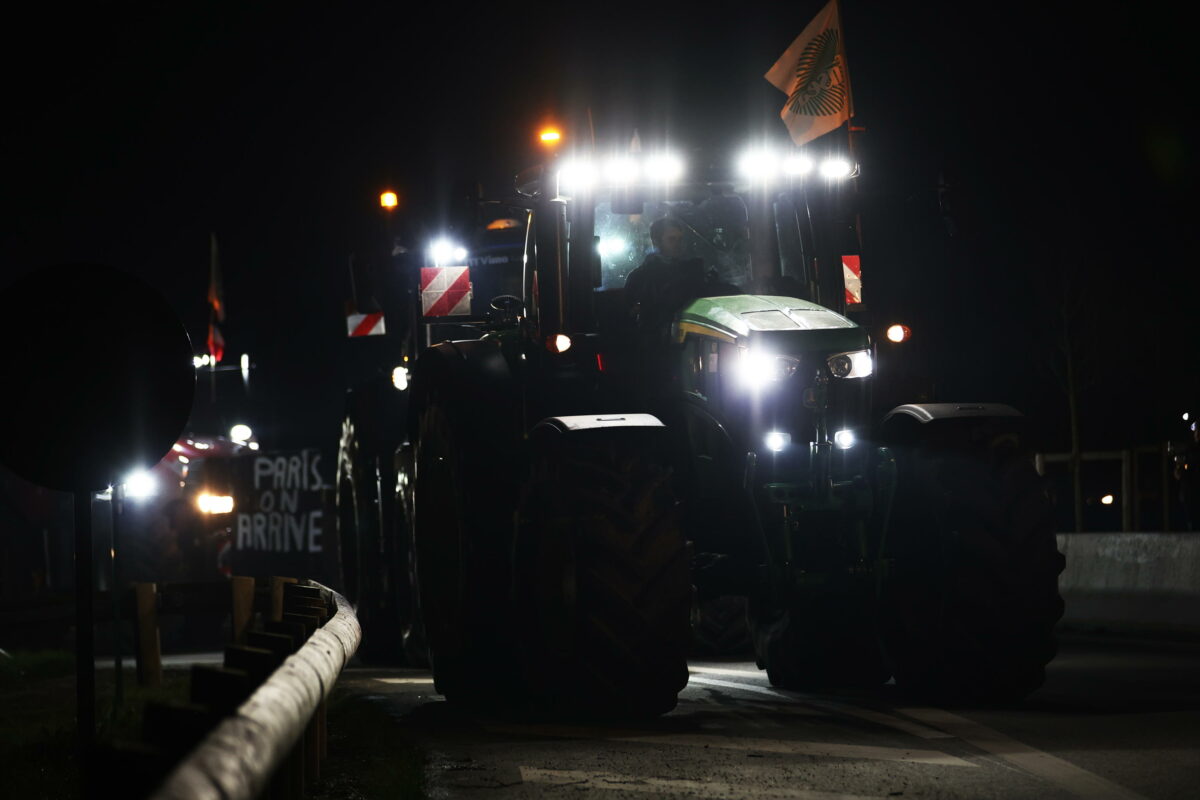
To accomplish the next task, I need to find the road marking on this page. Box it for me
[374,677,435,685]
[688,675,791,699]
[896,707,1148,800]
[487,724,975,767]
[520,766,887,798]
[687,669,952,739]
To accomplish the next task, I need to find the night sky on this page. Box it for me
[4,1,1195,454]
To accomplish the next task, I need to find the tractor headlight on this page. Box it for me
[826,350,873,379]
[833,429,856,449]
[122,470,157,500]
[764,431,791,452]
[197,493,235,514]
[734,350,800,390]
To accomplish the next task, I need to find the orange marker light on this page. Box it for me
[539,128,563,146]
[380,191,398,209]
[886,324,912,343]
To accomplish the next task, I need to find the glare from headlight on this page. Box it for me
[826,350,873,379]
[197,493,235,514]
[392,366,410,391]
[782,154,814,176]
[820,157,854,179]
[735,350,800,389]
[834,429,856,450]
[737,149,779,182]
[605,157,639,183]
[644,153,684,182]
[429,238,467,266]
[123,470,157,499]
[597,237,628,258]
[765,431,791,452]
[558,159,598,193]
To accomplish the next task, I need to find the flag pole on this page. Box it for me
[836,0,856,121]
[837,0,867,269]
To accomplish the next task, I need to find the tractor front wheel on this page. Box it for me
[883,430,1065,705]
[512,430,692,717]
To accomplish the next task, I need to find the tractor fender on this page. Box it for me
[531,413,665,436]
[881,403,1024,447]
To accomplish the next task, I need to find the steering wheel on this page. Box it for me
[489,294,524,313]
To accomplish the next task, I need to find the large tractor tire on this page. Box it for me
[411,400,519,702]
[337,415,406,663]
[883,429,1065,705]
[512,430,692,717]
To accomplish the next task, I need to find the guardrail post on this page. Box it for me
[1162,441,1172,531]
[1122,449,1133,532]
[270,576,298,622]
[132,581,161,687]
[231,575,256,644]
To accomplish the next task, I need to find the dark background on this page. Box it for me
[4,1,1195,454]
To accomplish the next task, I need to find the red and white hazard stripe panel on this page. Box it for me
[346,312,386,337]
[421,266,473,317]
[842,255,863,306]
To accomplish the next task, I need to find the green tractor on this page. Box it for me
[338,139,1064,714]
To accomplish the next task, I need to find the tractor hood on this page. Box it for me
[677,296,867,351]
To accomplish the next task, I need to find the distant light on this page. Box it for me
[539,128,562,145]
[605,157,639,183]
[193,354,212,368]
[230,424,252,443]
[197,493,235,514]
[171,443,184,453]
[123,470,157,499]
[193,441,211,450]
[764,431,791,452]
[738,149,779,182]
[547,334,572,354]
[820,157,854,179]
[1184,412,1191,422]
[834,429,856,449]
[597,237,628,258]
[886,324,912,343]
[248,442,260,451]
[240,353,250,370]
[782,154,814,176]
[392,365,410,391]
[177,455,189,464]
[1101,494,1115,505]
[380,191,398,210]
[644,153,684,182]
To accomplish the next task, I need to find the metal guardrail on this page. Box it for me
[146,580,360,800]
[1037,445,1175,532]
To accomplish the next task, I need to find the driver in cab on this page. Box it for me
[625,216,710,337]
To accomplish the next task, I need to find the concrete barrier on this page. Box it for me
[1057,533,1200,635]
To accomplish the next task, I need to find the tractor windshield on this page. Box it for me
[594,185,755,291]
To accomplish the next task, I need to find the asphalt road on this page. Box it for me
[334,635,1200,799]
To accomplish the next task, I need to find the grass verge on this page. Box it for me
[0,650,189,799]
